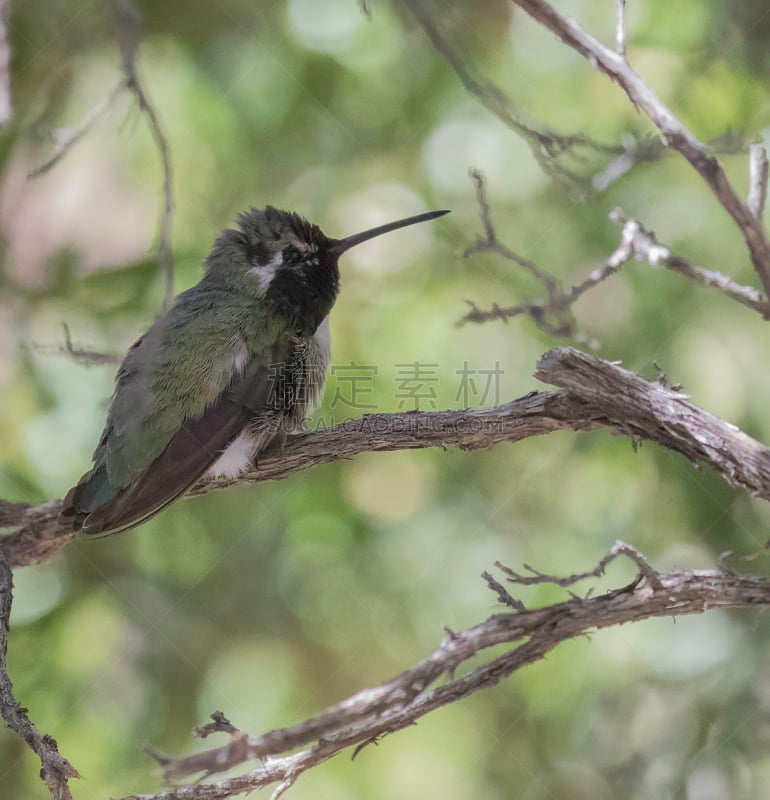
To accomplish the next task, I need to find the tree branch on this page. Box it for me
[590,133,663,193]
[608,209,770,317]
[28,79,128,179]
[460,171,627,337]
[509,0,770,298]
[113,543,770,799]
[464,169,560,294]
[399,0,630,194]
[114,0,175,311]
[30,323,123,367]
[534,347,770,500]
[0,551,79,799]
[461,171,770,329]
[748,143,769,220]
[5,347,770,569]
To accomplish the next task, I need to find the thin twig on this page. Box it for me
[461,175,770,327]
[269,776,298,800]
[464,170,559,294]
[114,0,175,311]
[608,209,770,318]
[510,0,770,298]
[481,570,526,610]
[0,550,80,799]
[496,540,663,591]
[28,80,128,178]
[748,143,769,220]
[30,323,122,367]
[61,323,121,365]
[591,134,662,192]
[460,171,628,335]
[114,546,770,798]
[399,0,624,193]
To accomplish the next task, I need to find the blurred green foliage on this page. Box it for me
[2,1,770,798]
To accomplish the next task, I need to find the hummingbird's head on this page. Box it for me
[205,205,449,336]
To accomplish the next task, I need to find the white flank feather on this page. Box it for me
[207,431,256,478]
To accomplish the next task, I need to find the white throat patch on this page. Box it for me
[247,251,283,291]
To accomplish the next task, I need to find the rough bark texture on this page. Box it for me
[5,347,770,569]
[510,0,770,295]
[115,543,770,799]
[6,2,770,798]
[0,552,79,799]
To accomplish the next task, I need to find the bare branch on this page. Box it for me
[481,570,526,610]
[460,171,627,335]
[113,546,770,799]
[114,0,175,311]
[0,551,80,799]
[464,170,560,295]
[399,0,625,193]
[1,501,69,567]
[6,347,770,568]
[460,299,581,341]
[25,2,175,310]
[496,539,663,591]
[0,500,30,527]
[509,0,770,298]
[593,131,744,194]
[28,80,128,179]
[591,134,663,192]
[358,0,372,19]
[608,209,770,317]
[30,323,122,366]
[60,323,122,365]
[193,712,237,739]
[461,173,770,328]
[534,346,770,497]
[748,143,769,220]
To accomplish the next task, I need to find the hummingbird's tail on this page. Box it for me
[58,463,136,536]
[58,428,226,537]
[59,464,122,535]
[58,356,279,536]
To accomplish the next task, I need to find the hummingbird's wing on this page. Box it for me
[61,352,286,537]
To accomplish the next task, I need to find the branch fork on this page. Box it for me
[113,543,770,799]
[511,0,770,296]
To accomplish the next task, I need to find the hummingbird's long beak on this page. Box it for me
[329,209,450,256]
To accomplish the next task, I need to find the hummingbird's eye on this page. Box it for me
[282,245,302,266]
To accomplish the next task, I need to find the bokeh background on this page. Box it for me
[3,1,770,798]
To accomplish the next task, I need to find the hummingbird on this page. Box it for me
[58,206,449,537]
